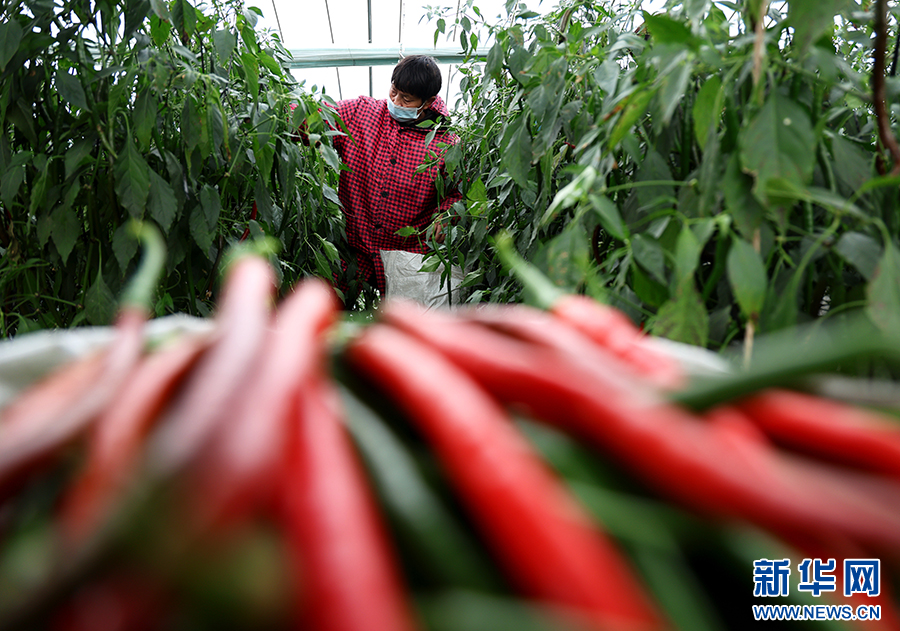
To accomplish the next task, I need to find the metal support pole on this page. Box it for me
[367,0,373,96]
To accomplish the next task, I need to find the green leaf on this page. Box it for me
[176,0,197,38]
[588,194,628,241]
[150,13,172,46]
[114,137,151,218]
[258,50,284,77]
[56,71,88,111]
[540,166,596,227]
[0,20,24,72]
[739,92,816,201]
[651,278,709,346]
[206,98,225,157]
[635,149,675,210]
[189,204,214,255]
[124,0,151,37]
[198,185,221,234]
[486,41,504,79]
[727,236,767,320]
[254,176,275,225]
[241,51,259,99]
[394,226,418,237]
[318,144,341,172]
[631,233,667,285]
[594,58,620,95]
[692,75,722,151]
[788,0,851,56]
[9,100,37,147]
[674,223,701,284]
[134,88,156,150]
[85,270,117,326]
[50,205,81,265]
[467,176,488,216]
[642,12,700,50]
[213,29,237,60]
[0,151,30,206]
[29,162,51,215]
[830,134,872,196]
[723,152,765,238]
[148,169,178,233]
[501,118,533,190]
[632,263,669,308]
[608,87,656,150]
[536,221,592,290]
[65,137,94,179]
[866,241,900,334]
[316,234,340,265]
[322,183,341,206]
[182,96,201,153]
[657,56,692,126]
[113,222,139,273]
[149,0,171,20]
[835,232,880,281]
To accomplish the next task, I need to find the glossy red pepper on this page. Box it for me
[346,324,665,631]
[239,201,258,242]
[148,254,276,476]
[188,278,341,530]
[59,332,211,545]
[280,360,418,631]
[737,388,900,478]
[380,301,900,553]
[550,294,684,390]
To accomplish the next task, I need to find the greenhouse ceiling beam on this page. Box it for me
[286,45,484,69]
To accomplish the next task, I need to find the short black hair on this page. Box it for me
[391,55,442,101]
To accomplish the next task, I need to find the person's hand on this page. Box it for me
[429,218,446,244]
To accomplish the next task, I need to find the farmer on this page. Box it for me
[330,54,461,305]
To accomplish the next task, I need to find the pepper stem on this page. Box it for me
[493,231,563,310]
[671,314,900,411]
[119,220,167,314]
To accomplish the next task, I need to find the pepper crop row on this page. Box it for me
[1,242,900,631]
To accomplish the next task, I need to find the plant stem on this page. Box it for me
[493,231,563,310]
[873,0,900,175]
[119,221,167,313]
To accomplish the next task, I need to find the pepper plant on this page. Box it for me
[428,0,900,355]
[0,0,360,337]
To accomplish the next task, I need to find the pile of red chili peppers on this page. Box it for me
[1,246,900,631]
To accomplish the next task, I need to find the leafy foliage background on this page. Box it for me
[2,0,900,358]
[427,0,900,356]
[0,0,360,336]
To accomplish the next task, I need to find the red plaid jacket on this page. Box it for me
[332,95,461,294]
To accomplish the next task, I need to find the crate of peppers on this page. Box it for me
[1,223,900,631]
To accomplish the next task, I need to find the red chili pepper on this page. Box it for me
[492,232,683,389]
[453,303,665,393]
[737,388,900,478]
[280,359,418,631]
[239,201,258,242]
[346,324,665,631]
[187,278,341,531]
[380,301,900,552]
[59,332,212,545]
[148,253,276,476]
[702,405,900,550]
[550,294,684,390]
[0,223,166,501]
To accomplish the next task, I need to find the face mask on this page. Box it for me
[387,98,424,122]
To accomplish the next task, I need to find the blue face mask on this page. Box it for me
[387,98,424,122]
